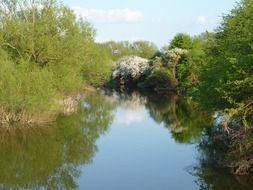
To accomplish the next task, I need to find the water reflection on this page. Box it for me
[0,92,114,190]
[192,164,253,190]
[107,90,213,144]
[191,127,253,190]
[0,91,252,190]
[102,90,253,190]
[144,93,213,144]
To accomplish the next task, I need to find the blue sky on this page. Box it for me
[63,0,238,47]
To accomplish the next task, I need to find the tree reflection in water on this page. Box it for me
[105,90,253,190]
[0,92,115,190]
[191,127,253,190]
[104,89,213,143]
[144,93,213,144]
[0,90,252,190]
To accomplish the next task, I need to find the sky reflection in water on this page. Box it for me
[0,91,252,190]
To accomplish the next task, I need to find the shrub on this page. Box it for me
[112,56,150,82]
[0,56,58,124]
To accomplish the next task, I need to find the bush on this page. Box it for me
[0,55,58,124]
[82,43,113,87]
[112,56,150,85]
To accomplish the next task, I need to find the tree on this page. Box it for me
[0,0,95,66]
[0,0,110,125]
[170,33,193,49]
[165,48,188,83]
[199,0,253,119]
[82,43,113,87]
[196,0,253,174]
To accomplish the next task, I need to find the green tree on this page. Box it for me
[82,43,113,87]
[0,0,113,124]
[167,33,207,92]
[196,0,253,174]
[198,0,253,121]
[170,33,193,49]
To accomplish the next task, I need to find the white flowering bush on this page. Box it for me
[164,48,188,64]
[112,56,150,80]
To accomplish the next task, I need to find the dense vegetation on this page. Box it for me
[0,0,155,125]
[112,0,252,130]
[198,0,253,120]
[112,33,205,93]
[197,0,253,174]
[0,0,252,176]
[0,0,98,124]
[111,0,253,174]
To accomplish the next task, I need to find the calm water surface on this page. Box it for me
[0,91,252,190]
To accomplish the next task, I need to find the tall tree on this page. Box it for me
[199,0,253,121]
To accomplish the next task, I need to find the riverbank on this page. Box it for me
[0,84,101,126]
[211,117,253,175]
[0,93,82,126]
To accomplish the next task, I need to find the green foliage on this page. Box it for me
[0,59,55,112]
[141,33,206,93]
[142,57,177,90]
[0,1,94,66]
[198,0,253,120]
[81,43,113,87]
[142,46,189,92]
[170,33,193,49]
[167,33,207,92]
[194,0,253,172]
[0,0,113,124]
[176,36,206,91]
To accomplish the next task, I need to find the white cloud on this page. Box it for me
[114,109,146,125]
[72,7,144,23]
[196,16,207,24]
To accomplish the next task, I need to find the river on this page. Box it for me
[0,91,252,190]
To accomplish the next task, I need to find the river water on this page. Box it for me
[0,91,252,190]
